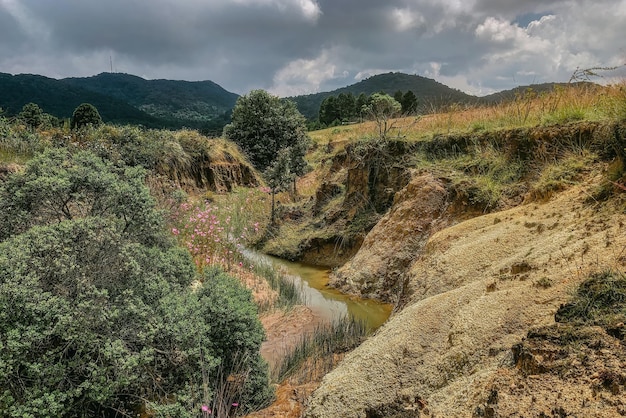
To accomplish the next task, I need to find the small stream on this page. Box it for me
[264,255,393,331]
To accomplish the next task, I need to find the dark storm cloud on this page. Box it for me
[0,0,624,96]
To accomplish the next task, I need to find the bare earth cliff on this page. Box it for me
[301,122,626,417]
[307,182,626,417]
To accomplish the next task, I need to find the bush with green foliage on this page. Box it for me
[17,103,45,131]
[71,103,102,129]
[0,149,272,417]
[223,89,310,173]
[362,93,402,141]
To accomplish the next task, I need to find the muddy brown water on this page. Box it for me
[265,255,393,331]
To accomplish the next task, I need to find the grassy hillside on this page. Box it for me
[258,82,626,264]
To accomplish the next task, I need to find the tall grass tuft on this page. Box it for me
[272,315,369,384]
[556,270,626,326]
[251,259,302,310]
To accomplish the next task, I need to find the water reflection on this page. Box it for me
[265,256,392,331]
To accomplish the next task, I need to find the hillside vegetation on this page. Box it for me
[289,72,477,120]
[0,72,237,132]
[2,79,626,417]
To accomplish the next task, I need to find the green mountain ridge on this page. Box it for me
[289,72,478,120]
[1,70,571,129]
[63,72,238,123]
[0,72,238,132]
[0,72,162,127]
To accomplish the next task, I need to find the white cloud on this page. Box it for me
[270,49,344,96]
[475,17,526,43]
[299,0,322,21]
[230,0,321,22]
[390,8,425,31]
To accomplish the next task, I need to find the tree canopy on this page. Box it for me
[223,90,309,173]
[71,103,102,129]
[362,93,402,140]
[17,102,45,130]
[223,90,310,222]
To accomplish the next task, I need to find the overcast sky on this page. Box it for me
[1,0,624,97]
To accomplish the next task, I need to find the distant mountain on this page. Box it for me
[63,73,238,126]
[0,72,239,132]
[0,72,162,126]
[2,70,578,130]
[289,72,478,120]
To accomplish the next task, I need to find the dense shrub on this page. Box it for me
[71,103,102,129]
[0,150,272,417]
[0,148,162,243]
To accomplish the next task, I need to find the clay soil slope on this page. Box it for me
[306,178,626,417]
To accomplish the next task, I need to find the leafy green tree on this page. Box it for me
[71,103,102,129]
[0,150,272,417]
[18,102,44,130]
[393,90,404,105]
[356,93,368,120]
[401,90,418,114]
[336,92,356,122]
[362,93,402,141]
[264,148,292,224]
[223,90,309,173]
[318,95,340,126]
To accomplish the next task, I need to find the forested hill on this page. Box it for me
[0,72,238,132]
[0,72,162,127]
[289,72,478,120]
[1,70,572,128]
[63,73,239,126]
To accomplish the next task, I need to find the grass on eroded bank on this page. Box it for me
[271,315,369,384]
[556,270,626,333]
[308,83,626,151]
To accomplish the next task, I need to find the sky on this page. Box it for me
[0,0,625,97]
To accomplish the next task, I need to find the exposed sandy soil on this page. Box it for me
[246,382,319,418]
[305,177,626,417]
[330,173,450,303]
[476,323,626,417]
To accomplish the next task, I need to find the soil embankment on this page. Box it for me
[253,120,626,417]
[305,184,626,417]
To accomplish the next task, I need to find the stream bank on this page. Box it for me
[255,253,392,369]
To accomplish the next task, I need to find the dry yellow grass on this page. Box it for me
[309,83,625,148]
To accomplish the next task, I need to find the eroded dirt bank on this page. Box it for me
[305,184,626,417]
